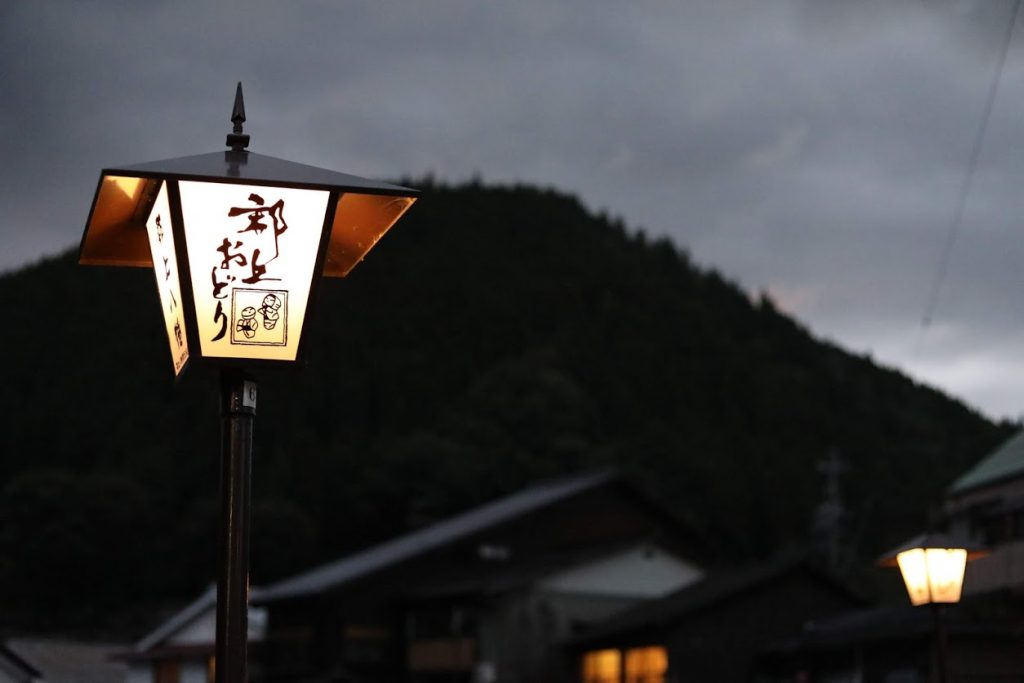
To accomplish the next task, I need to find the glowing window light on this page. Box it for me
[625,646,667,683]
[582,649,621,683]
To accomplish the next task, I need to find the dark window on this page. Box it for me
[155,659,180,683]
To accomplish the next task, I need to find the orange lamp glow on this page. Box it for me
[878,532,986,607]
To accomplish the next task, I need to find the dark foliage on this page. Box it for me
[0,181,1011,634]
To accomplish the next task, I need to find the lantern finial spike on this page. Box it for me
[226,82,250,151]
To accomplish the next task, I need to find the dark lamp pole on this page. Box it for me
[78,84,418,682]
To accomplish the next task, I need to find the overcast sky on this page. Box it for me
[4,0,1024,420]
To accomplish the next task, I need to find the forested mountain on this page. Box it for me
[0,181,1011,633]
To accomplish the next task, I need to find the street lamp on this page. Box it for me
[78,84,417,683]
[878,532,987,683]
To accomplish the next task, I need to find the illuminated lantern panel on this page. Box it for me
[896,547,967,606]
[925,548,967,603]
[582,649,621,683]
[143,181,189,375]
[178,181,329,362]
[625,646,668,683]
[79,148,418,376]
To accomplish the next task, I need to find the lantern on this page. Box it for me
[79,84,417,376]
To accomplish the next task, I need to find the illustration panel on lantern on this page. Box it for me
[144,181,190,375]
[178,181,329,362]
[231,289,288,346]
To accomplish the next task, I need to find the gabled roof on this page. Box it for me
[132,583,268,655]
[105,151,416,195]
[950,430,1024,496]
[765,589,1024,653]
[568,553,863,645]
[134,585,216,653]
[0,642,39,682]
[3,639,126,682]
[257,470,619,603]
[406,540,696,600]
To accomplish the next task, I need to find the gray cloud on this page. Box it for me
[3,0,1024,418]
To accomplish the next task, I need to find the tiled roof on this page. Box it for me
[133,583,267,654]
[256,470,617,603]
[950,430,1024,495]
[4,639,126,683]
[567,552,862,645]
[133,585,216,653]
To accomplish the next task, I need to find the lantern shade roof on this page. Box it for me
[103,150,417,194]
[876,532,989,567]
[80,150,418,277]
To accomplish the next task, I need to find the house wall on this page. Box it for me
[538,545,702,598]
[0,665,32,683]
[125,664,152,683]
[163,607,267,646]
[125,659,209,683]
[180,661,209,683]
[961,540,1024,594]
[260,482,700,681]
[570,569,861,683]
[0,656,33,683]
[478,588,646,683]
[947,477,1024,594]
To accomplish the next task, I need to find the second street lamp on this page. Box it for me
[878,532,987,683]
[78,84,418,682]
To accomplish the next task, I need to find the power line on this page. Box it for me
[920,0,1021,331]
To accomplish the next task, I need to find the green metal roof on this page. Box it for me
[950,430,1024,495]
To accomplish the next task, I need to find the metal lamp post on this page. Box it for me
[78,83,418,682]
[878,532,987,683]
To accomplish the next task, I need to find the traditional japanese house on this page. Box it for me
[119,586,267,683]
[945,429,1024,594]
[758,589,1024,683]
[252,470,705,682]
[565,554,863,683]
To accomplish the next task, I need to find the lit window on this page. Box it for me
[583,649,621,683]
[625,646,667,683]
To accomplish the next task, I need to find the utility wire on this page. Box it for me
[920,0,1021,331]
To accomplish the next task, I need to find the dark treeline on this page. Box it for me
[0,181,1011,634]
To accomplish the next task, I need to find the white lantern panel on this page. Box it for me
[925,548,967,604]
[144,181,190,375]
[896,548,931,606]
[179,181,329,362]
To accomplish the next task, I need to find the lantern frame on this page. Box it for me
[79,149,418,375]
[877,532,987,606]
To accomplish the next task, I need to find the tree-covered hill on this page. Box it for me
[0,180,1011,633]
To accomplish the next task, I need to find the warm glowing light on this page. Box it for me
[179,181,329,362]
[80,175,155,267]
[625,646,667,683]
[144,182,189,375]
[325,193,417,277]
[110,175,144,198]
[896,547,967,606]
[583,649,621,683]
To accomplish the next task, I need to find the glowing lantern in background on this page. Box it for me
[878,532,985,607]
[878,531,987,683]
